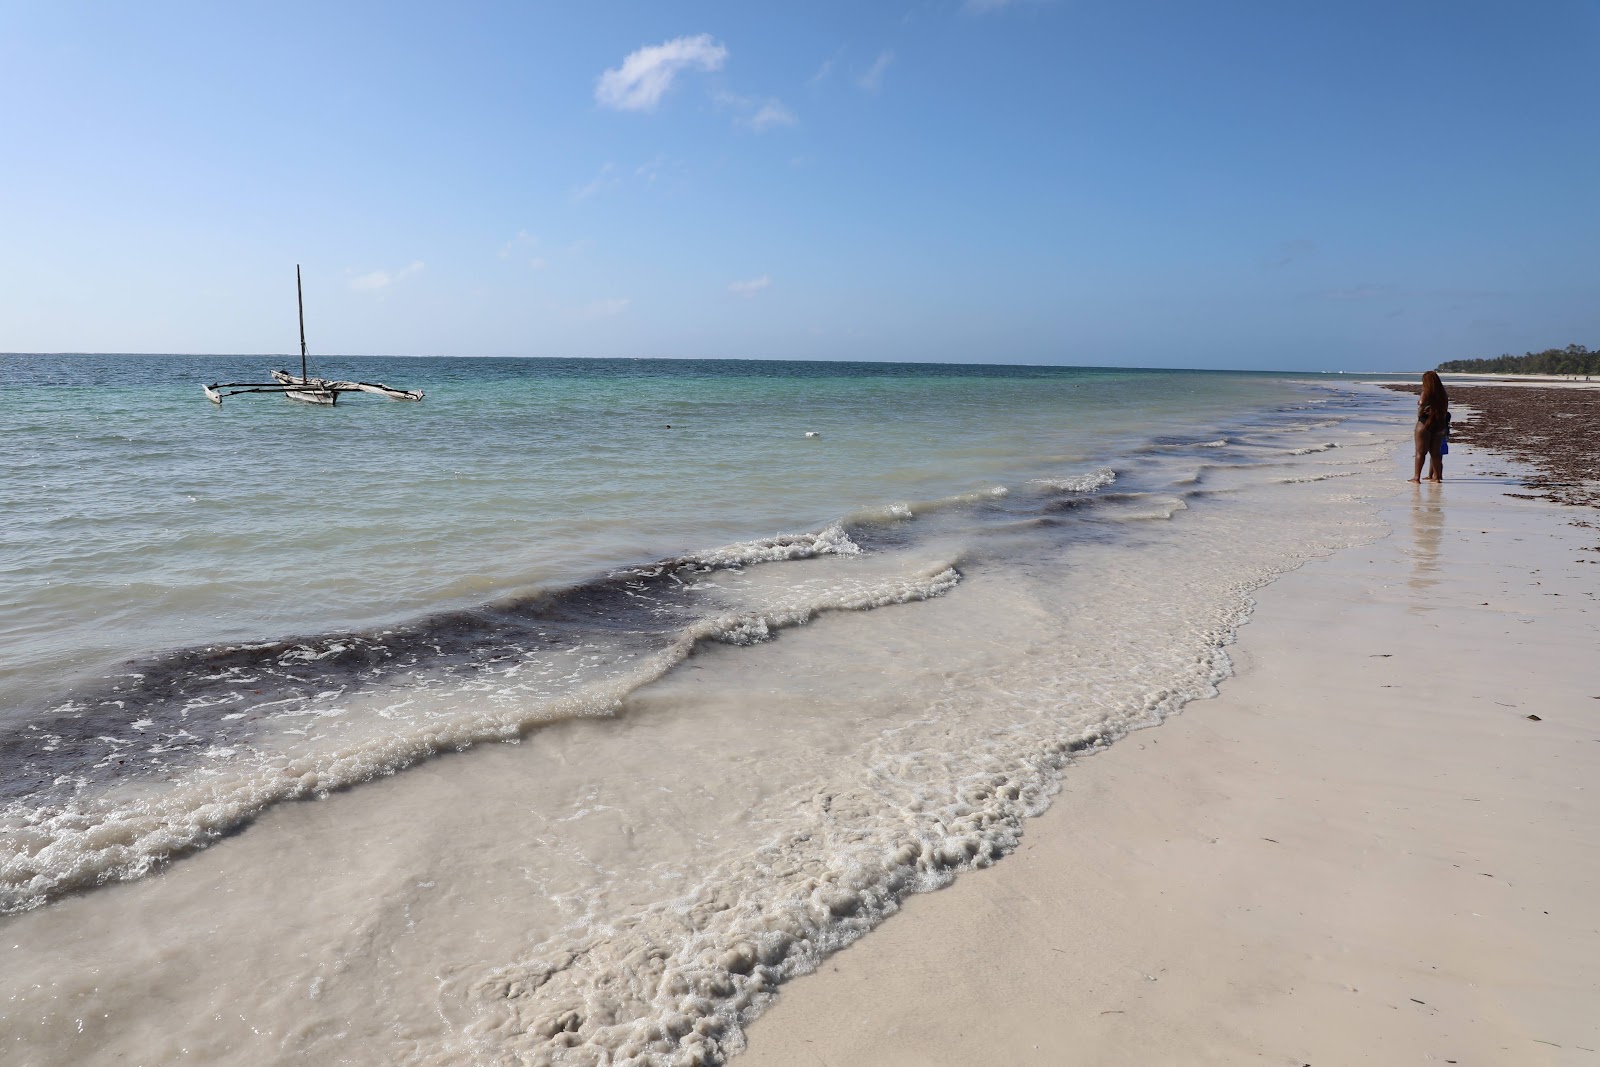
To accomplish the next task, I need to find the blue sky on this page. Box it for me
[1,1,1596,369]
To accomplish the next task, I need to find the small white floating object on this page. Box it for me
[804,431,821,438]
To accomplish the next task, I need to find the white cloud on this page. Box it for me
[809,58,835,85]
[579,297,631,318]
[349,260,424,291]
[595,34,728,112]
[858,50,894,91]
[527,257,547,270]
[747,100,796,131]
[729,275,772,296]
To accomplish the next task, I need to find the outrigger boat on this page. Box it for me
[202,266,423,406]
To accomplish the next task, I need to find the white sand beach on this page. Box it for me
[741,452,1600,1065]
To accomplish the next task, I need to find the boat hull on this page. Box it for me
[272,369,422,401]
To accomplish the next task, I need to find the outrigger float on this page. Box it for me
[202,266,423,406]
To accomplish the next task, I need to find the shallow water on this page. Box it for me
[0,354,1409,1065]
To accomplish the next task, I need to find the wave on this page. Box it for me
[669,524,861,570]
[1289,442,1339,455]
[1104,496,1189,521]
[1027,467,1117,493]
[0,561,962,914]
[1280,471,1358,483]
[921,485,1009,508]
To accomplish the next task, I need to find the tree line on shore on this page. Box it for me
[1437,344,1599,376]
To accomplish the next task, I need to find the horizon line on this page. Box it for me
[0,351,1428,375]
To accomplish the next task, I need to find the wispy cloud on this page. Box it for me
[858,50,894,92]
[715,90,796,132]
[499,231,548,269]
[1266,238,1316,269]
[349,260,424,292]
[747,100,796,131]
[809,45,847,88]
[729,275,772,296]
[573,161,618,201]
[636,154,668,183]
[595,34,728,112]
[579,297,631,318]
[499,231,537,259]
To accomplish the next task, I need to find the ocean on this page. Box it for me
[0,354,1409,1065]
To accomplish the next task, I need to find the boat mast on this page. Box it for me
[296,264,308,381]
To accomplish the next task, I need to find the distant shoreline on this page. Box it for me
[1439,371,1599,385]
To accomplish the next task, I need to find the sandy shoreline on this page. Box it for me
[739,447,1600,1064]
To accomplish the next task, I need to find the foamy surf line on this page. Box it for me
[4,525,868,791]
[0,519,962,913]
[0,433,1286,915]
[422,397,1407,1067]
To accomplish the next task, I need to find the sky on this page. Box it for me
[1,1,1596,370]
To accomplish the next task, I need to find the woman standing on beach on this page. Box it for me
[1411,370,1450,482]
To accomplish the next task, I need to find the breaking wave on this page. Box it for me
[1,546,960,914]
[1028,467,1117,493]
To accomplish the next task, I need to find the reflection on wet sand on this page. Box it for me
[1408,484,1444,606]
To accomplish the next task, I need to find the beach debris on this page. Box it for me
[804,431,821,438]
[1526,713,1542,721]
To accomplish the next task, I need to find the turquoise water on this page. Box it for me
[3,354,1338,707]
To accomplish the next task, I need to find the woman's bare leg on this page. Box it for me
[1410,424,1427,482]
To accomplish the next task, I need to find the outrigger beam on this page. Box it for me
[201,382,337,404]
[202,376,423,404]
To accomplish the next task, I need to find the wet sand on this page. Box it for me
[739,447,1600,1064]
